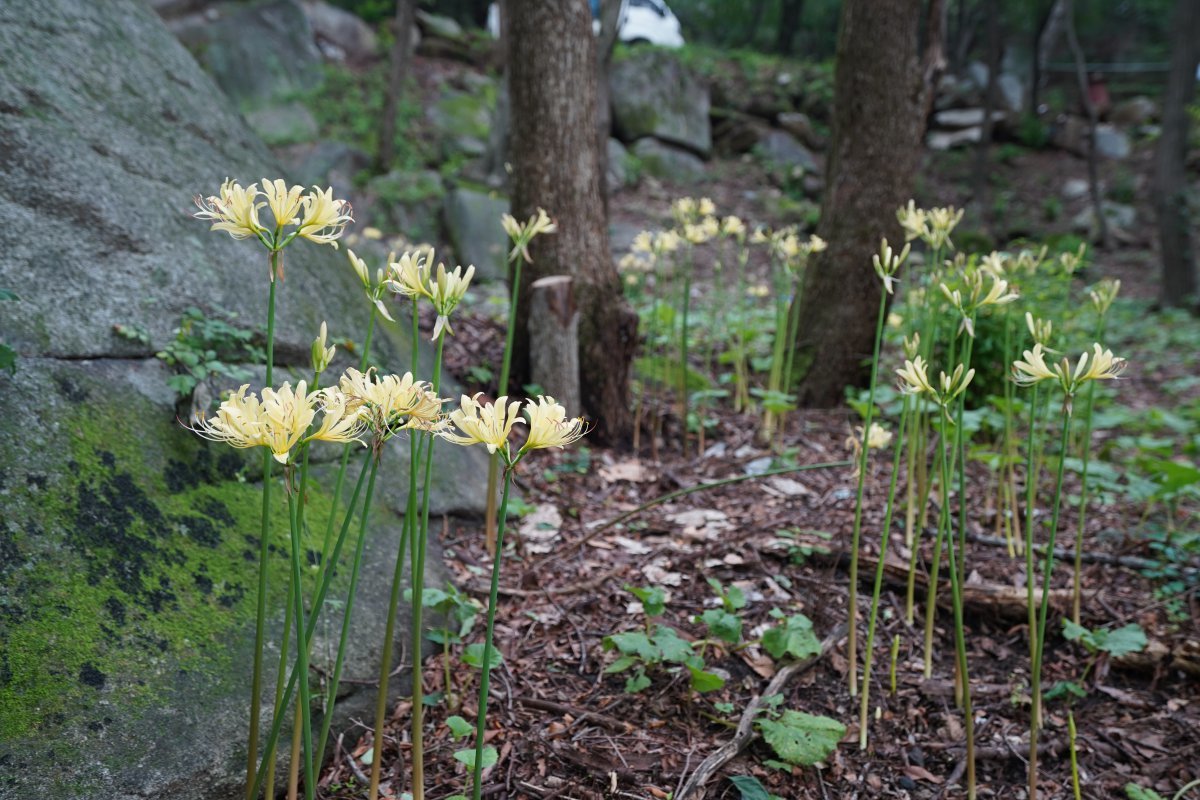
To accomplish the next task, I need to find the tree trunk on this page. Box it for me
[595,0,622,199]
[790,0,924,407]
[507,0,637,444]
[1158,0,1200,307]
[776,0,804,56]
[376,0,415,172]
[1029,0,1060,115]
[529,276,582,418]
[739,0,768,48]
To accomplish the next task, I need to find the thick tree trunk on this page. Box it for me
[507,0,637,444]
[1065,0,1109,249]
[529,276,582,418]
[790,0,924,407]
[376,0,415,172]
[1158,0,1200,306]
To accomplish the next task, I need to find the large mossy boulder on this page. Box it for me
[443,187,510,282]
[0,1,488,798]
[610,49,712,157]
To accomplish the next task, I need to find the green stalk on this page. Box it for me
[1023,382,1043,730]
[761,258,790,443]
[486,256,523,553]
[941,433,976,800]
[1068,711,1081,800]
[847,287,890,696]
[889,635,900,695]
[314,453,382,767]
[249,451,373,800]
[954,323,977,595]
[1072,316,1106,624]
[246,266,278,800]
[284,484,315,800]
[1029,408,1073,800]
[472,466,514,800]
[732,244,751,412]
[859,398,909,747]
[409,333,446,800]
[262,555,295,800]
[678,250,693,455]
[1001,308,1018,557]
[779,270,804,413]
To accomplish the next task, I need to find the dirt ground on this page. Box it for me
[317,76,1199,799]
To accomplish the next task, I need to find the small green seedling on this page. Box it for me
[761,610,821,661]
[695,577,747,645]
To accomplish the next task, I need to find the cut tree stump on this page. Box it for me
[528,275,581,416]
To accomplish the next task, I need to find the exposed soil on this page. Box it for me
[316,57,1198,800]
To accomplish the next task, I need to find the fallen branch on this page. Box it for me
[968,532,1200,576]
[675,623,848,800]
[514,695,635,734]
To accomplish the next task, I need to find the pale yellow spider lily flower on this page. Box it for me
[441,394,525,456]
[1089,278,1120,315]
[925,206,964,250]
[903,332,921,361]
[261,178,305,230]
[655,229,681,253]
[671,197,698,224]
[1011,343,1058,387]
[502,207,557,262]
[519,396,587,454]
[191,383,266,448]
[346,249,395,322]
[721,216,746,239]
[311,321,336,374]
[1025,312,1053,347]
[896,356,934,396]
[1059,244,1087,275]
[193,178,266,241]
[700,215,721,240]
[386,249,434,299]
[631,231,655,254]
[938,364,975,403]
[429,262,475,340]
[698,197,716,217]
[807,234,827,253]
[1071,343,1126,384]
[980,251,1008,277]
[297,186,353,248]
[977,274,1019,308]
[896,200,928,243]
[307,388,368,448]
[683,222,712,245]
[347,248,371,288]
[339,368,442,435]
[872,238,909,295]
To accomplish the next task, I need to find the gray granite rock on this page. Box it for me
[443,188,510,282]
[610,49,712,157]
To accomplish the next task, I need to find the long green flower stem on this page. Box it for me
[1023,383,1044,730]
[366,446,415,800]
[921,331,961,676]
[954,323,977,593]
[1068,711,1082,800]
[318,310,377,571]
[859,398,909,748]
[846,286,890,697]
[249,454,373,800]
[472,468,514,800]
[779,271,805,415]
[1072,316,1106,624]
[1001,309,1019,557]
[732,244,751,412]
[1029,410,1073,800]
[314,453,382,767]
[262,558,295,800]
[408,334,446,800]
[486,256,524,554]
[678,251,693,455]
[941,438,977,800]
[761,258,791,443]
[284,486,316,800]
[246,268,278,800]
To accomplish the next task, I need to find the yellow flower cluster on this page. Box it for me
[339,368,445,437]
[1011,343,1126,403]
[897,356,975,415]
[193,380,366,464]
[501,207,557,262]
[441,393,587,465]
[896,201,963,251]
[193,178,352,252]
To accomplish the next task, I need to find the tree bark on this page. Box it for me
[595,0,623,200]
[1158,0,1200,307]
[529,276,582,418]
[376,0,415,172]
[972,0,1000,224]
[507,0,637,444]
[790,0,924,407]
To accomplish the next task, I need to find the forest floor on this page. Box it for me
[317,97,1199,799]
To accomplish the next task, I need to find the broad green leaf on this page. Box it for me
[687,664,726,693]
[1044,681,1087,701]
[446,715,473,740]
[757,710,845,766]
[728,775,770,800]
[604,655,639,674]
[762,614,821,661]
[625,670,652,693]
[604,631,658,661]
[453,746,498,770]
[700,608,743,644]
[653,625,695,663]
[626,585,667,617]
[462,643,503,669]
[1124,784,1166,800]
[1097,623,1148,658]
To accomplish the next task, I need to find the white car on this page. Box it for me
[487,0,685,49]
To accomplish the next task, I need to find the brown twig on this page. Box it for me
[674,623,848,800]
[514,695,635,734]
